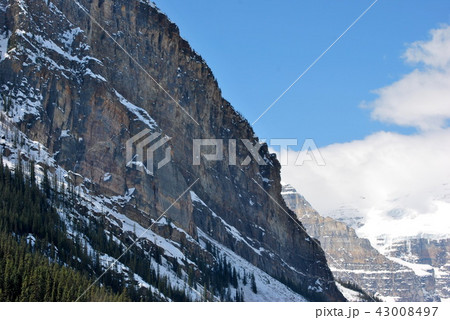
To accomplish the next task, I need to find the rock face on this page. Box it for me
[378,237,450,301]
[282,184,447,302]
[0,0,344,301]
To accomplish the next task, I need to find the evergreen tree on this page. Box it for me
[232,267,238,288]
[41,166,50,197]
[251,273,257,294]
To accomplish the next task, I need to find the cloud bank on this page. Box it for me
[280,25,450,242]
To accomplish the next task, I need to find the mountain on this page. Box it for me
[282,184,449,302]
[0,0,344,301]
[377,236,450,302]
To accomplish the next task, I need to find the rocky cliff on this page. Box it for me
[0,0,344,301]
[282,184,447,302]
[378,236,450,301]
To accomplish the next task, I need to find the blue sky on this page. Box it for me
[154,0,450,148]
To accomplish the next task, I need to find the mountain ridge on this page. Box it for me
[0,0,344,301]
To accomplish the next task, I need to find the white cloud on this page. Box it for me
[404,25,450,69]
[280,25,450,242]
[281,130,450,240]
[363,25,450,131]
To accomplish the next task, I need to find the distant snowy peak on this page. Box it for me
[282,183,449,301]
[281,184,366,226]
[325,205,366,230]
[280,183,298,195]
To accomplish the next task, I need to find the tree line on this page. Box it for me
[0,155,253,301]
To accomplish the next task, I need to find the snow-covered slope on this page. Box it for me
[0,115,311,301]
[282,184,449,302]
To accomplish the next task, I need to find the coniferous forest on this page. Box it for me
[0,156,251,302]
[0,157,130,301]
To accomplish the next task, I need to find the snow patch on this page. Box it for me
[1,79,42,122]
[197,228,307,301]
[114,90,158,130]
[335,282,365,302]
[387,257,434,277]
[0,31,11,61]
[60,129,71,138]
